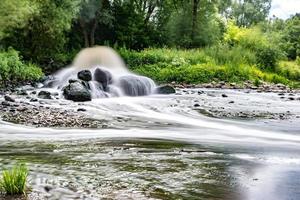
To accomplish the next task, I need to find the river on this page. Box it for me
[0,88,300,200]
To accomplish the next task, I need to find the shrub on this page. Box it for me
[0,164,28,195]
[255,45,280,71]
[0,48,43,85]
[277,61,300,80]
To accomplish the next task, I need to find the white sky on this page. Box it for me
[270,0,300,19]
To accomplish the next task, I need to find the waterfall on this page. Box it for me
[44,46,156,99]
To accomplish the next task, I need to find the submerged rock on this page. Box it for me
[78,70,92,81]
[38,91,52,99]
[155,85,176,94]
[94,68,112,91]
[63,81,91,102]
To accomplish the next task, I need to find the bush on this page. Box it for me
[255,45,280,71]
[277,61,300,81]
[0,164,28,195]
[0,48,43,85]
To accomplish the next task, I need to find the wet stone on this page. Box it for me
[38,91,52,99]
[78,70,92,81]
[222,94,228,98]
[4,95,15,102]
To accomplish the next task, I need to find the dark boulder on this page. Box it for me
[63,81,91,102]
[38,91,52,99]
[94,68,112,91]
[155,85,176,94]
[78,70,92,81]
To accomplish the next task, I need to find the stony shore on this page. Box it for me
[171,80,300,93]
[0,81,299,128]
[0,94,108,129]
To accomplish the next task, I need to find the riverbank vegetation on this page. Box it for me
[0,0,299,87]
[0,164,28,196]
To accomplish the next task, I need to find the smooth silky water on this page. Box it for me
[0,47,300,200]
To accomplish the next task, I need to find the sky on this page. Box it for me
[270,0,300,19]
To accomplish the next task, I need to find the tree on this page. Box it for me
[0,0,37,39]
[230,0,272,27]
[282,14,300,60]
[166,0,226,47]
[78,0,113,47]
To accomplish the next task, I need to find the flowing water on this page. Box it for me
[0,47,300,200]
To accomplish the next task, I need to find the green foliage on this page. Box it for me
[282,14,300,60]
[121,48,292,86]
[1,0,80,68]
[0,49,43,85]
[166,0,225,47]
[0,0,37,39]
[277,61,300,81]
[224,22,284,71]
[0,164,28,195]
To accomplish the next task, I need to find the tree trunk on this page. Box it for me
[90,19,98,47]
[79,19,90,47]
[191,0,200,45]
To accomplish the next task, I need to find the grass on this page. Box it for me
[119,47,298,86]
[0,164,28,196]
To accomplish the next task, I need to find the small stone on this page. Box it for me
[194,104,200,107]
[1,101,10,106]
[288,97,295,101]
[4,95,15,102]
[221,94,228,98]
[30,98,38,102]
[77,108,87,112]
[229,101,234,104]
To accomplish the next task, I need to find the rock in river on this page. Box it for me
[78,70,92,81]
[94,68,112,91]
[155,85,176,94]
[38,91,52,99]
[63,81,91,102]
